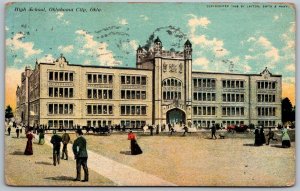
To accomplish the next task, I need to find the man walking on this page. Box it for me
[266,127,277,145]
[72,129,89,182]
[211,124,217,139]
[50,130,62,166]
[16,127,20,138]
[61,130,71,160]
[7,125,11,136]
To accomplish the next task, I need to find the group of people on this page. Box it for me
[254,126,291,148]
[22,128,89,182]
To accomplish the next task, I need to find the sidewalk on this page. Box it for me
[43,134,176,186]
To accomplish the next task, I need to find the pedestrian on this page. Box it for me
[254,126,262,146]
[211,124,217,139]
[156,124,159,135]
[24,129,34,155]
[72,129,89,182]
[20,126,23,134]
[149,125,154,136]
[278,126,291,148]
[38,129,45,145]
[183,124,189,136]
[16,127,20,138]
[50,130,62,166]
[260,126,266,145]
[127,131,143,155]
[61,129,71,160]
[168,123,171,132]
[266,127,277,145]
[7,125,11,136]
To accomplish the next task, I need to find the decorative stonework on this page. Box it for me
[169,63,177,73]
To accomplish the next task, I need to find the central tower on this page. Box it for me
[136,37,193,126]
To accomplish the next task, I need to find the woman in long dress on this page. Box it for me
[128,131,143,155]
[281,126,291,148]
[254,127,262,146]
[24,129,34,155]
[38,129,45,145]
[260,126,266,145]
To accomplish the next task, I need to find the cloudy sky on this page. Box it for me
[5,2,295,109]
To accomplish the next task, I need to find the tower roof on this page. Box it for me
[137,45,143,51]
[184,39,192,46]
[154,36,162,43]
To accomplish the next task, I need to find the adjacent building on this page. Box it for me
[15,37,282,128]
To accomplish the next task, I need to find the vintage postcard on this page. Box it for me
[4,2,295,187]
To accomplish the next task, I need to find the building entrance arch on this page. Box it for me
[166,108,186,125]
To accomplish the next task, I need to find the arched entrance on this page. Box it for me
[166,108,186,125]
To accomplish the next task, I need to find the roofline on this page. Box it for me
[192,71,282,77]
[38,62,153,71]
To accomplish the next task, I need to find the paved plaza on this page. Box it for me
[5,129,295,186]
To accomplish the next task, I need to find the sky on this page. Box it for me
[5,2,295,110]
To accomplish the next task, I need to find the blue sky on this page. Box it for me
[5,2,296,107]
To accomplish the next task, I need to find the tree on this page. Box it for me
[5,105,14,119]
[281,97,294,123]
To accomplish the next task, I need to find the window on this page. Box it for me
[103,75,107,83]
[141,76,146,85]
[141,106,146,115]
[126,76,130,84]
[121,90,125,99]
[121,76,125,84]
[59,104,63,114]
[69,73,73,81]
[93,105,97,114]
[141,91,146,99]
[109,105,113,114]
[108,90,113,99]
[49,87,53,97]
[49,72,53,81]
[64,73,68,81]
[87,89,92,98]
[59,72,64,81]
[136,76,141,84]
[55,72,58,81]
[88,74,92,83]
[98,75,102,83]
[59,88,63,97]
[49,104,53,114]
[109,75,113,84]
[121,106,125,115]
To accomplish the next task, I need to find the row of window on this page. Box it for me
[257,107,276,116]
[163,91,182,100]
[193,92,216,101]
[121,90,147,100]
[257,94,276,102]
[120,120,146,128]
[120,105,147,115]
[87,105,113,115]
[49,71,74,82]
[121,75,147,85]
[48,104,73,115]
[193,106,216,116]
[193,78,216,88]
[258,120,276,127]
[257,81,276,90]
[192,120,216,127]
[48,120,74,128]
[87,120,112,127]
[222,93,245,102]
[222,121,245,126]
[49,87,74,98]
[222,107,245,116]
[222,80,244,89]
[87,89,113,99]
[163,78,182,87]
[87,74,113,84]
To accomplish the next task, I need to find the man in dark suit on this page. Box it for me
[211,124,217,139]
[61,130,71,160]
[50,130,62,166]
[72,129,89,182]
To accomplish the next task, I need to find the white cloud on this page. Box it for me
[14,58,22,64]
[285,64,295,72]
[273,15,280,21]
[129,40,139,50]
[118,18,128,25]
[6,33,42,58]
[58,45,74,53]
[140,15,149,21]
[38,54,55,63]
[56,12,70,25]
[187,15,211,33]
[193,57,209,69]
[244,65,252,72]
[5,26,9,31]
[75,30,121,66]
[83,60,91,65]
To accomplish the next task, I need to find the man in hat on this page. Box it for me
[72,129,89,182]
[50,130,62,166]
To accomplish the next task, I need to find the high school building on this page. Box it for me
[15,37,282,128]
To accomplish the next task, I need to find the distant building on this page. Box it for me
[15,37,282,128]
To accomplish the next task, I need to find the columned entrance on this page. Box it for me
[166,108,186,125]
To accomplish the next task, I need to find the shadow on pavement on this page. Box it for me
[10,151,24,155]
[271,145,288,148]
[44,176,74,181]
[243,143,257,147]
[35,161,53,166]
[120,151,131,155]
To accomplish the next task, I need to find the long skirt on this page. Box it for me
[24,141,33,155]
[130,140,143,155]
[282,140,291,148]
[254,135,262,146]
[39,138,45,145]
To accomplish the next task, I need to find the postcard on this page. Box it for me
[4,2,295,187]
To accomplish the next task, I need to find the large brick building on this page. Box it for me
[15,37,282,128]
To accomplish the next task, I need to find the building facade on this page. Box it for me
[15,37,282,128]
